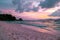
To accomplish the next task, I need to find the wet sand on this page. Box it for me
[0,21,60,40]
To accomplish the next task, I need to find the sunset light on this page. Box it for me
[0,0,60,40]
[1,7,60,20]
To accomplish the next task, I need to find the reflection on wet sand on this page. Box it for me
[0,21,59,40]
[9,20,60,34]
[12,20,59,30]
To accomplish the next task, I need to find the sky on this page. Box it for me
[0,0,60,10]
[0,0,60,20]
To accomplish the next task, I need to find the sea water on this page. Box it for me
[7,20,60,31]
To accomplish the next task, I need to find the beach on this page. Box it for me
[0,21,60,40]
[0,0,60,40]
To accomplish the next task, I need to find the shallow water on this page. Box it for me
[0,21,59,40]
[7,20,60,31]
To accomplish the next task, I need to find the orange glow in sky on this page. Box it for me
[15,6,60,20]
[12,11,56,20]
[1,6,60,20]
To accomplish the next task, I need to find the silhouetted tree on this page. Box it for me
[17,18,23,21]
[0,14,16,21]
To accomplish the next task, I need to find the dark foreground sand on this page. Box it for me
[0,21,60,40]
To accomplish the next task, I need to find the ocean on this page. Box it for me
[7,20,60,31]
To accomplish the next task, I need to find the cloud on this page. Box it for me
[50,9,60,16]
[12,0,41,13]
[39,0,60,8]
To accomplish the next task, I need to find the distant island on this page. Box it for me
[0,14,23,21]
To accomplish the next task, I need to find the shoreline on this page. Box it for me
[0,21,59,35]
[0,21,60,40]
